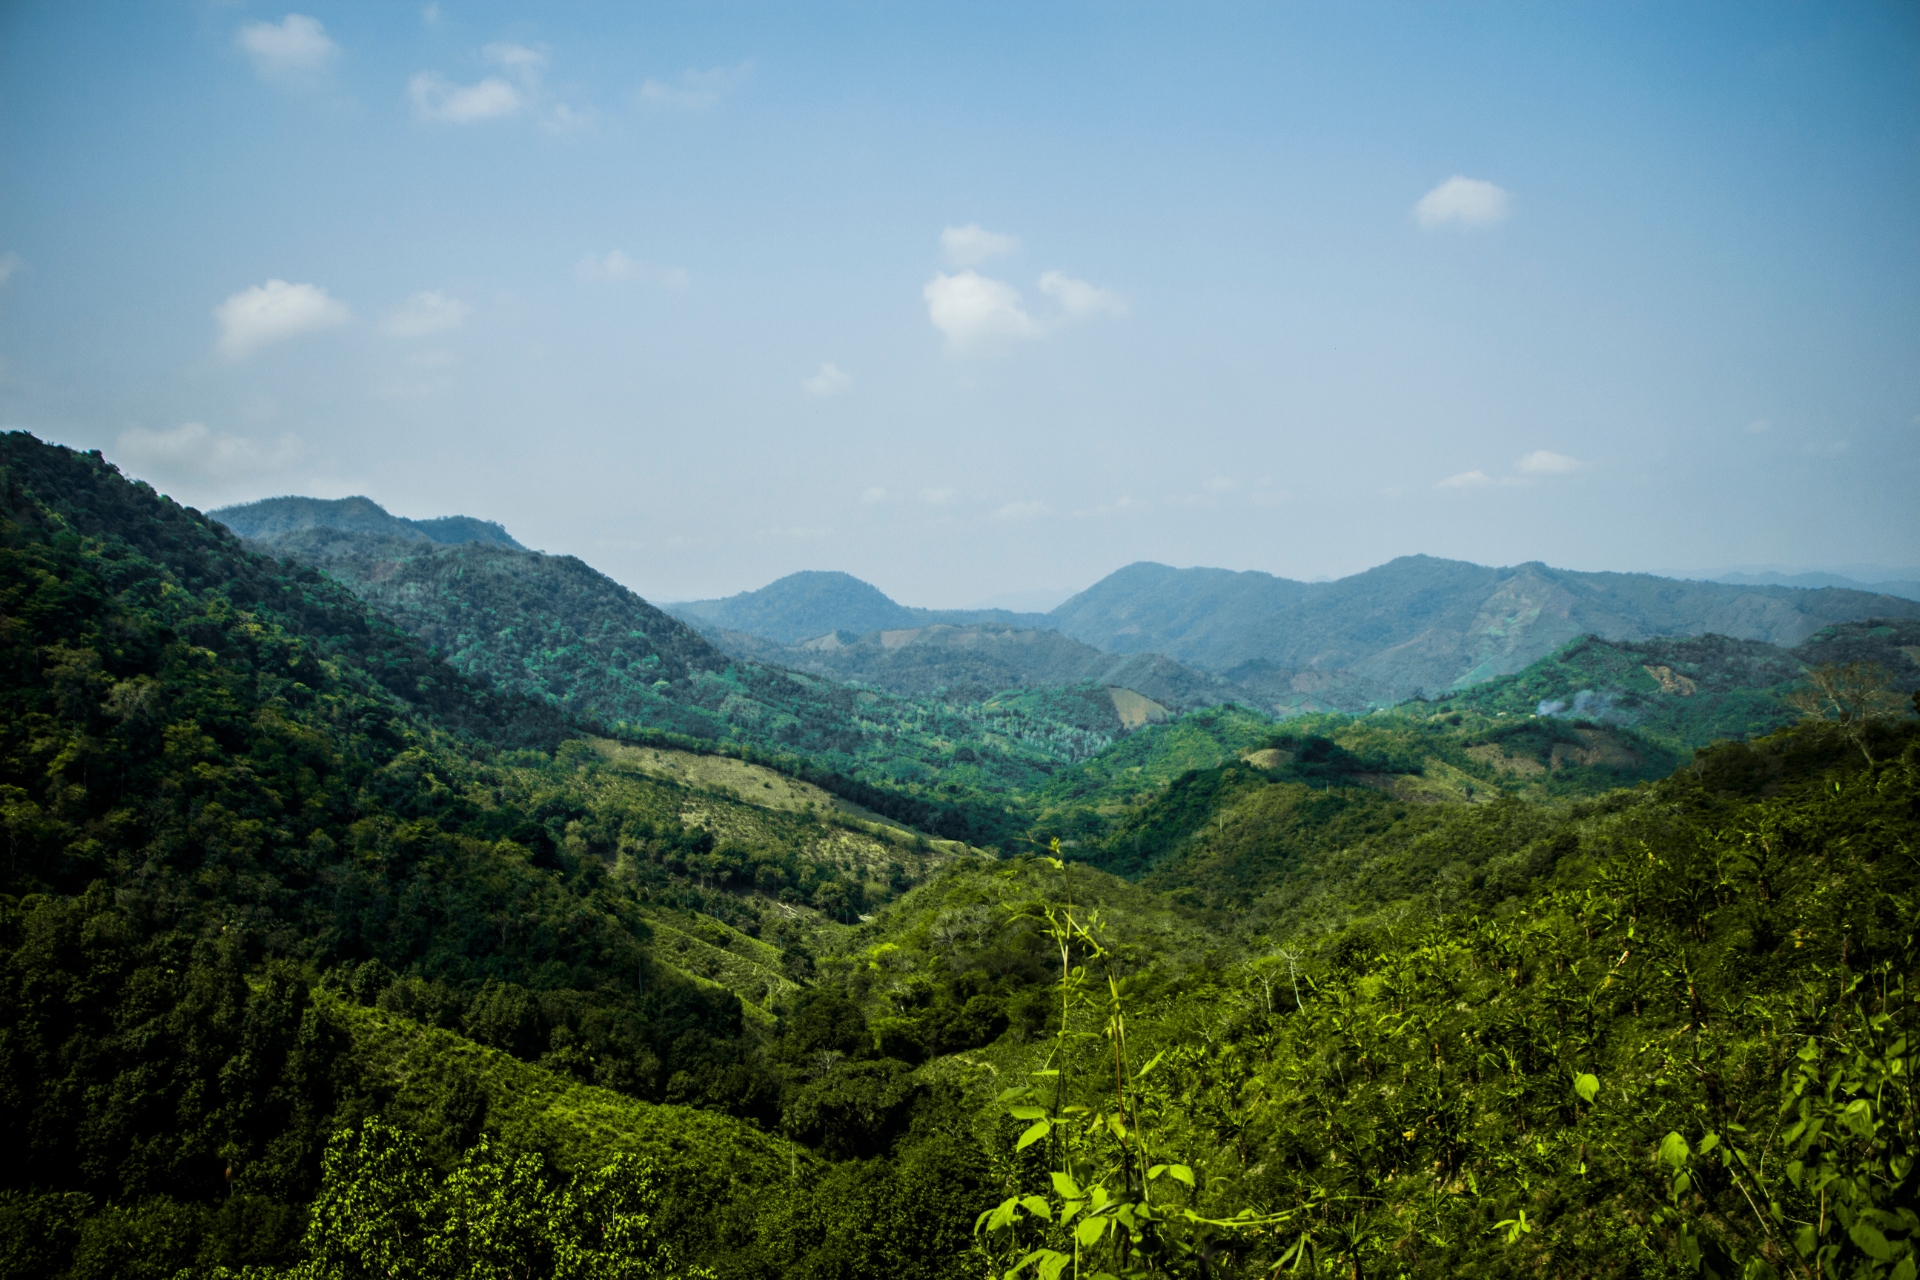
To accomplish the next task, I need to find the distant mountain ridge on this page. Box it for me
[667,570,1047,643]
[1051,557,1920,699]
[211,494,524,550]
[1703,569,1920,601]
[680,556,1920,710]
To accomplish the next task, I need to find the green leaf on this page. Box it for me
[1020,1195,1054,1222]
[1573,1072,1600,1104]
[980,1197,1020,1234]
[1075,1216,1107,1248]
[1015,1120,1051,1152]
[1008,1106,1049,1121]
[1658,1132,1691,1170]
[1848,1220,1894,1262]
[1050,1171,1084,1200]
[1168,1164,1195,1187]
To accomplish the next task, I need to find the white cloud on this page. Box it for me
[213,279,350,358]
[638,64,750,109]
[941,223,1020,267]
[1515,450,1585,475]
[923,271,1042,355]
[483,42,547,77]
[1039,270,1127,319]
[1435,470,1496,490]
[409,72,525,122]
[0,252,23,287]
[861,487,888,505]
[381,290,467,338]
[919,487,957,506]
[802,362,851,397]
[574,250,688,289]
[993,500,1054,521]
[237,14,338,82]
[543,103,595,136]
[1745,419,1770,435]
[1415,176,1512,228]
[114,423,303,486]
[422,4,442,26]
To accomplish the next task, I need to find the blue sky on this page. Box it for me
[2,1,1915,605]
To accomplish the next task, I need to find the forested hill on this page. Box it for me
[0,434,567,751]
[1049,555,1920,694]
[668,569,1047,643]
[212,493,524,549]
[3,430,1917,1278]
[236,522,1128,846]
[669,558,1920,716]
[698,618,1242,710]
[1433,620,1920,751]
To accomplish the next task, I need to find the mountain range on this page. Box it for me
[211,495,1920,727]
[1699,567,1920,600]
[675,556,1920,710]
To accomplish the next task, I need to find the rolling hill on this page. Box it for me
[224,516,1152,846]
[697,618,1242,710]
[667,569,1044,643]
[678,558,1920,713]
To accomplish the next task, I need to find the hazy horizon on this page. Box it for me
[199,488,1920,611]
[3,2,1915,606]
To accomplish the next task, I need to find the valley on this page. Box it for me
[2,435,1914,1279]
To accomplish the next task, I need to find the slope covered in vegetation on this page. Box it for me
[239,525,1147,847]
[4,434,1915,1279]
[1431,623,1920,752]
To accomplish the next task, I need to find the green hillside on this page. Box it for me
[239,525,1139,847]
[825,720,1919,1279]
[1431,623,1920,753]
[1051,555,1920,705]
[695,619,1240,711]
[4,433,1915,1278]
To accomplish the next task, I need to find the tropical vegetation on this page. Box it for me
[2,432,1914,1279]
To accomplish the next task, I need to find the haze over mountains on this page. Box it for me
[212,494,1920,723]
[1699,568,1920,601]
[673,555,1920,710]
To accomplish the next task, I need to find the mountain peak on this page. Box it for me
[209,494,523,549]
[670,570,922,644]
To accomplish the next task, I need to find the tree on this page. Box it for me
[1784,662,1907,762]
